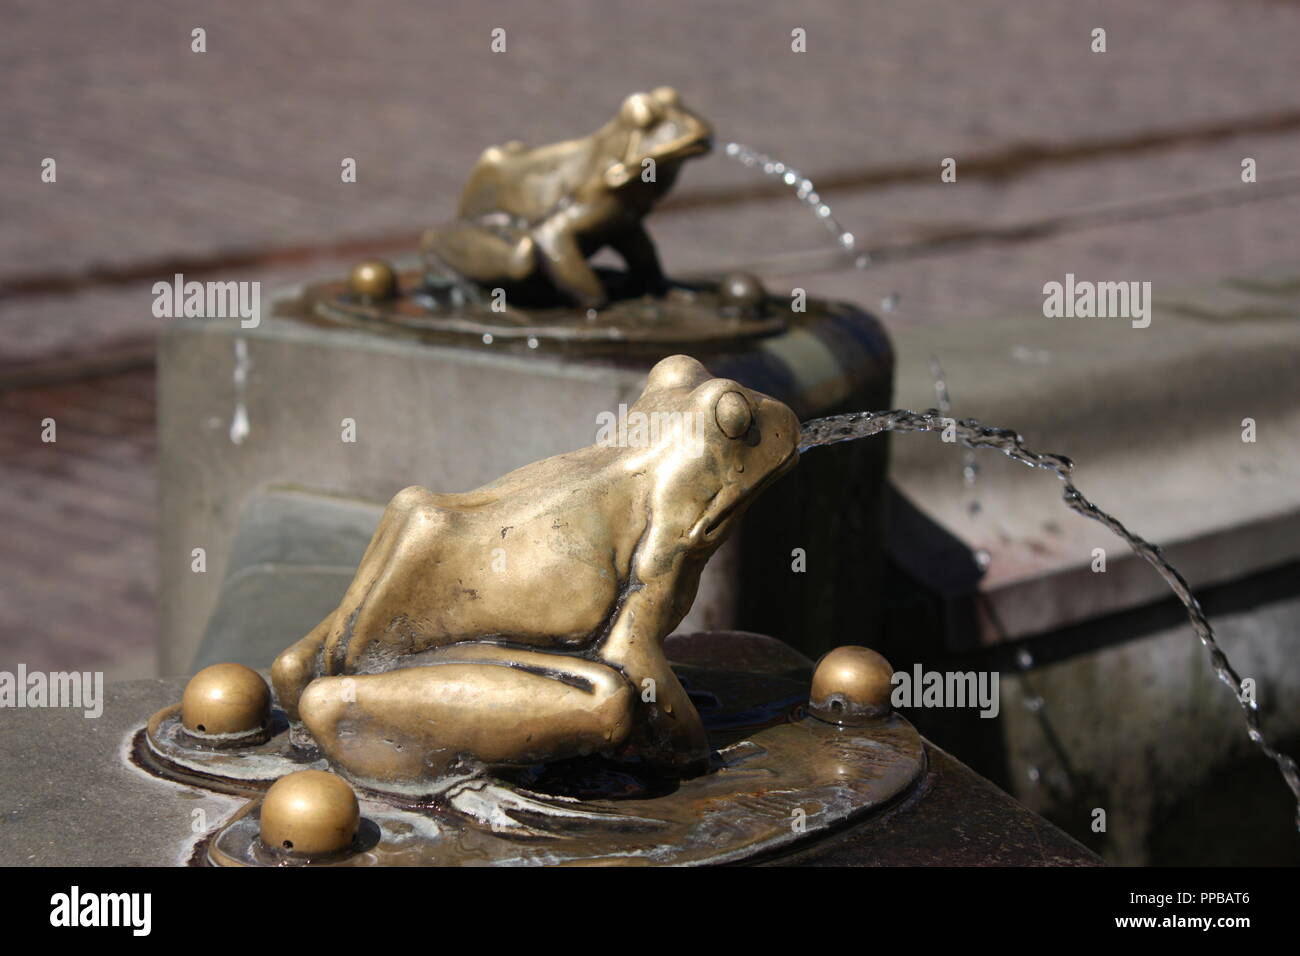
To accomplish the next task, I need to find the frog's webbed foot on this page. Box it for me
[625,699,711,779]
[297,645,636,790]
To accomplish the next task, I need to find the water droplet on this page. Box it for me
[481,333,493,345]
[527,336,539,350]
[974,548,991,571]
[881,293,900,312]
[229,403,249,445]
[1027,766,1041,783]
[586,309,598,321]
[1016,648,1034,670]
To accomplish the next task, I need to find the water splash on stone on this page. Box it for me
[799,408,1300,826]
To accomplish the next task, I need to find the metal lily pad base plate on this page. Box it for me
[135,633,926,866]
[280,269,795,355]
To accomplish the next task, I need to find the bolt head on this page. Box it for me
[260,770,360,858]
[808,646,893,725]
[181,662,270,737]
[347,259,399,302]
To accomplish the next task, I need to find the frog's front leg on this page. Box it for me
[532,210,607,309]
[297,644,636,787]
[598,579,709,775]
[608,223,667,297]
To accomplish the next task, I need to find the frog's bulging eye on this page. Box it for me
[652,86,681,107]
[715,391,752,439]
[622,93,663,129]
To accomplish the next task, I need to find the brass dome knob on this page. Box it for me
[808,645,894,725]
[260,770,360,858]
[181,662,271,739]
[347,259,399,303]
[718,271,766,312]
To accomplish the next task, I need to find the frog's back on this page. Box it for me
[423,443,617,510]
[457,136,598,223]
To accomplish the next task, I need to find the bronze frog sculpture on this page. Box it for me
[421,87,712,310]
[272,356,800,789]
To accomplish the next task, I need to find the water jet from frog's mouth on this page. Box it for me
[721,142,867,269]
[799,410,1300,827]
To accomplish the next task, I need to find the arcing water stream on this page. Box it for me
[726,137,1298,828]
[722,142,868,269]
[800,410,1300,827]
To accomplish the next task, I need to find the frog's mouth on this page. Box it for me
[700,447,799,540]
[642,126,713,164]
[671,135,712,158]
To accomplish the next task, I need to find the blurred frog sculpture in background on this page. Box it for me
[421,87,713,310]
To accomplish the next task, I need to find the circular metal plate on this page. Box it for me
[202,715,924,866]
[138,634,926,866]
[282,271,794,356]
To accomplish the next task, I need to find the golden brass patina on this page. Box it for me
[259,770,359,857]
[421,87,712,310]
[271,355,799,790]
[180,662,271,743]
[808,645,895,726]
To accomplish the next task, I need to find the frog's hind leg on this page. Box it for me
[270,613,336,722]
[421,221,536,287]
[272,485,431,720]
[297,645,635,789]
